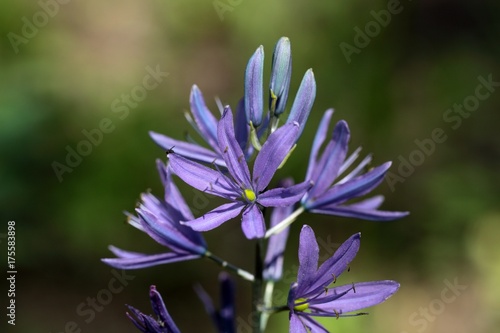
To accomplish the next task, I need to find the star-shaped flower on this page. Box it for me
[102,160,207,270]
[168,107,311,239]
[302,109,408,221]
[288,225,399,332]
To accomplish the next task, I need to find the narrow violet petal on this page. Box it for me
[299,314,329,333]
[138,209,206,254]
[287,69,316,139]
[150,286,182,333]
[164,164,195,219]
[126,306,148,332]
[156,160,194,220]
[150,131,224,166]
[102,252,200,270]
[289,313,308,333]
[270,37,292,116]
[253,122,300,192]
[297,225,319,292]
[142,317,163,332]
[309,162,391,209]
[190,85,219,150]
[311,206,409,221]
[183,202,244,232]
[235,97,250,155]
[218,108,252,189]
[258,181,311,207]
[241,204,266,239]
[305,109,334,181]
[245,46,264,126]
[168,153,238,200]
[107,245,146,259]
[302,233,360,298]
[156,158,168,187]
[312,281,400,314]
[346,195,385,210]
[138,190,207,251]
[306,120,350,202]
[165,165,207,247]
[264,179,294,281]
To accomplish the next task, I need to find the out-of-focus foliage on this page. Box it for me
[1,0,499,332]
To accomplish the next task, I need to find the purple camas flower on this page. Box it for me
[168,108,311,239]
[288,225,399,332]
[102,160,207,269]
[105,36,407,333]
[127,285,181,333]
[302,109,408,221]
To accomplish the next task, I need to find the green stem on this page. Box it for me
[260,281,274,329]
[205,252,255,282]
[252,239,264,333]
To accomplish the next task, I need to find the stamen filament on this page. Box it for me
[265,206,305,238]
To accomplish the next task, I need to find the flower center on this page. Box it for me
[293,298,309,312]
[243,189,257,202]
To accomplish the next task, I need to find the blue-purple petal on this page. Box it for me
[258,181,311,207]
[302,233,360,298]
[253,121,300,192]
[287,69,316,139]
[305,120,350,202]
[190,85,219,151]
[102,251,200,270]
[289,314,308,333]
[305,109,334,181]
[168,153,239,200]
[138,208,206,254]
[150,286,181,333]
[245,46,264,126]
[312,280,400,314]
[183,202,244,232]
[241,204,266,239]
[297,225,319,292]
[310,205,409,221]
[150,131,224,166]
[156,160,194,221]
[218,108,252,189]
[308,162,391,209]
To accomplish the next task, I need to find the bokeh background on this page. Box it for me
[1,0,500,332]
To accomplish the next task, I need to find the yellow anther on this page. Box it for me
[243,189,256,202]
[294,298,309,312]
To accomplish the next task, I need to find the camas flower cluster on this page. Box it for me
[103,37,408,333]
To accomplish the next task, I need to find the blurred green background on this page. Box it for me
[1,0,500,332]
